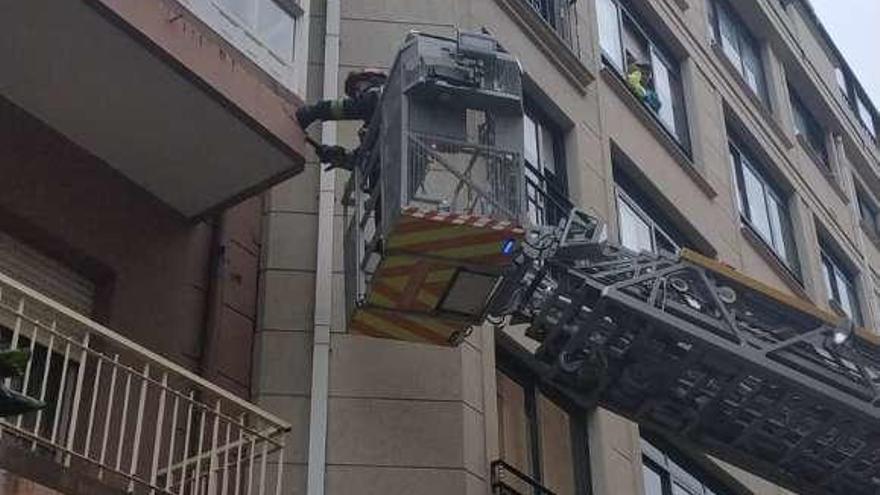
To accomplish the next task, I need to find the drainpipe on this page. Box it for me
[306,0,340,492]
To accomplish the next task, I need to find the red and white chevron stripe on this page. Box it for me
[401,206,525,233]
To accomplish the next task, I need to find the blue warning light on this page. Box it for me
[501,238,517,255]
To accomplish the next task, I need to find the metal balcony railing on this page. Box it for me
[522,0,581,57]
[491,460,557,495]
[525,161,572,228]
[0,270,290,495]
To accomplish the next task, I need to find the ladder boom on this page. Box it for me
[486,208,880,495]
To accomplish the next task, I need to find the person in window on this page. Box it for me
[295,69,387,171]
[626,59,662,113]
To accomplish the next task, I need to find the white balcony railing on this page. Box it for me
[0,270,290,495]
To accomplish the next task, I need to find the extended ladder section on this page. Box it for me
[487,210,880,495]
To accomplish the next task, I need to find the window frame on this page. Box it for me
[179,0,305,92]
[641,435,734,495]
[596,0,692,154]
[523,102,571,227]
[496,348,592,495]
[820,246,862,325]
[856,185,880,239]
[729,140,801,278]
[788,86,829,171]
[523,0,575,44]
[615,186,681,255]
[835,66,879,144]
[707,0,770,107]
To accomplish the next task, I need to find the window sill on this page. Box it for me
[794,134,849,204]
[601,66,717,199]
[493,0,594,93]
[739,221,809,300]
[710,43,793,151]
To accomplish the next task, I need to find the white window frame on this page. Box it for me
[615,186,680,255]
[176,0,309,93]
[709,0,769,106]
[729,142,799,274]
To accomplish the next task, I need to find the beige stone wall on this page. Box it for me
[256,0,880,494]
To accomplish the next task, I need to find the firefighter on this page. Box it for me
[295,69,387,171]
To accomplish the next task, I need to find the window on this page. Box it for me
[856,187,879,238]
[821,247,861,324]
[641,437,731,495]
[617,192,680,254]
[729,142,799,274]
[217,0,296,62]
[523,106,569,226]
[789,88,828,170]
[596,0,691,150]
[523,0,575,44]
[836,66,879,142]
[857,95,878,140]
[186,0,302,90]
[597,0,624,70]
[835,68,849,102]
[708,0,769,106]
[496,359,590,494]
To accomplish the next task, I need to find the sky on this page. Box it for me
[810,0,880,108]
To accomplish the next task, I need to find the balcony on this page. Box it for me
[491,460,557,495]
[0,0,306,219]
[493,0,593,92]
[0,270,290,495]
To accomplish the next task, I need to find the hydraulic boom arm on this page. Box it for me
[484,209,880,495]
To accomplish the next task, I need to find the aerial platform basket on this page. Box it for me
[343,31,529,346]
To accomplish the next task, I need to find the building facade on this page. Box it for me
[0,0,306,493]
[259,0,880,494]
[4,0,880,493]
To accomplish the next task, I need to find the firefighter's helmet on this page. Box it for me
[344,69,387,98]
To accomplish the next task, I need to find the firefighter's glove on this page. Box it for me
[314,145,352,172]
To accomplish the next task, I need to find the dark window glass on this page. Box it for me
[789,88,828,169]
[708,0,769,106]
[835,66,878,143]
[496,357,591,494]
[523,105,569,227]
[821,248,861,324]
[523,0,574,44]
[856,187,878,237]
[730,142,800,275]
[596,0,691,151]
